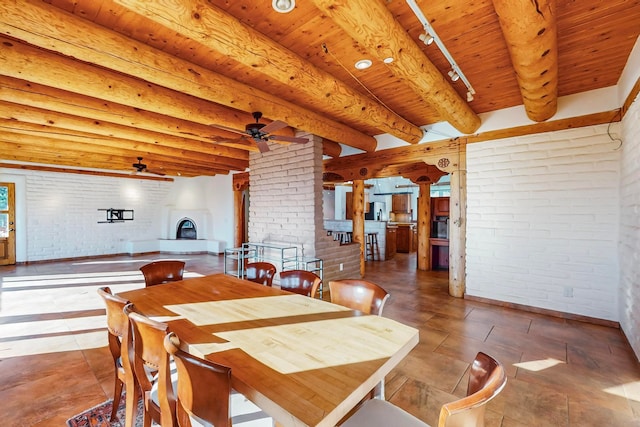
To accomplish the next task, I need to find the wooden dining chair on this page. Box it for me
[124,303,176,427]
[97,287,135,424]
[340,352,507,427]
[163,332,273,427]
[140,260,185,287]
[245,262,277,287]
[279,269,322,298]
[328,279,390,315]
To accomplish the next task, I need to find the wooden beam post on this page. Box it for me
[417,183,431,271]
[448,148,467,297]
[351,180,366,277]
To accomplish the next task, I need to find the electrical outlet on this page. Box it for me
[563,286,573,297]
[339,263,344,271]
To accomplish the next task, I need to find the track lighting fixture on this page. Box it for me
[418,32,434,46]
[406,0,475,102]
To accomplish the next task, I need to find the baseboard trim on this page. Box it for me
[14,251,222,265]
[464,294,620,329]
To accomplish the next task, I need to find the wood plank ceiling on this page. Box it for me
[0,0,638,177]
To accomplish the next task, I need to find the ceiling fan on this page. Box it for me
[132,157,166,176]
[214,111,309,153]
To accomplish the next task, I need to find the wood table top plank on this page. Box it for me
[119,273,419,427]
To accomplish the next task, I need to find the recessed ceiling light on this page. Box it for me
[383,57,394,64]
[272,0,295,13]
[355,59,372,70]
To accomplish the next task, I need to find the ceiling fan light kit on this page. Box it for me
[214,112,309,153]
[132,157,165,176]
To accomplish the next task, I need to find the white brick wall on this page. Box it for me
[9,171,172,261]
[248,139,360,282]
[466,124,621,321]
[619,94,640,358]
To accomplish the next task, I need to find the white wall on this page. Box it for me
[619,94,640,358]
[162,175,234,244]
[0,168,235,262]
[466,124,621,321]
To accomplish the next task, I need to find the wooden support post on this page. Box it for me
[448,155,467,297]
[417,183,431,271]
[351,180,366,277]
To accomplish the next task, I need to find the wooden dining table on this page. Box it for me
[119,273,419,427]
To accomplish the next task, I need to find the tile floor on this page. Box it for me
[0,253,639,426]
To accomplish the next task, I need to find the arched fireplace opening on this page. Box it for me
[176,218,197,240]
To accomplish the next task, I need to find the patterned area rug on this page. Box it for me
[66,392,272,426]
[66,395,143,427]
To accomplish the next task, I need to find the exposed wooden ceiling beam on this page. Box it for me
[0,140,225,177]
[0,162,175,181]
[0,118,248,171]
[0,101,249,164]
[492,0,558,121]
[0,0,377,152]
[322,140,342,158]
[0,76,245,146]
[311,0,481,135]
[325,138,461,179]
[113,0,424,144]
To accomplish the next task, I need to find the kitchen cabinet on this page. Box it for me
[396,224,414,253]
[430,197,449,270]
[432,197,450,216]
[385,227,397,259]
[430,238,449,270]
[391,194,411,213]
[345,192,368,220]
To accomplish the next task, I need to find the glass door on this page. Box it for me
[0,183,16,265]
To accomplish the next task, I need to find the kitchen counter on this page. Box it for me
[324,220,389,260]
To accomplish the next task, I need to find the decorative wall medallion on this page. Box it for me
[438,158,450,168]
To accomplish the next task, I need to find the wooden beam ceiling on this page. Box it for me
[310,0,481,134]
[113,0,425,144]
[0,0,637,177]
[0,0,377,153]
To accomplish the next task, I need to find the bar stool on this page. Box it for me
[365,232,380,261]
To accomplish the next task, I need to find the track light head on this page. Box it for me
[448,70,460,82]
[418,32,434,46]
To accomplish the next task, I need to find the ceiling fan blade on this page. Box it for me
[269,135,309,144]
[215,137,259,151]
[256,140,270,153]
[146,168,166,176]
[208,123,246,136]
[260,120,288,134]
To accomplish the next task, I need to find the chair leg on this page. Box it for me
[124,375,140,427]
[373,380,385,400]
[111,377,124,421]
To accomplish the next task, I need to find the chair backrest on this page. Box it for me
[328,279,390,315]
[140,260,185,287]
[164,332,232,427]
[245,262,277,287]
[438,352,507,427]
[124,303,176,426]
[279,270,322,297]
[97,286,130,358]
